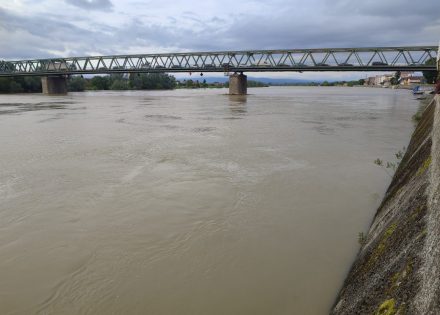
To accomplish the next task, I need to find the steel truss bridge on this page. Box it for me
[0,46,438,77]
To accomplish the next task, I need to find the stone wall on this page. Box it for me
[331,96,439,314]
[41,76,68,95]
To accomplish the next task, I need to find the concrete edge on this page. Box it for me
[414,95,440,314]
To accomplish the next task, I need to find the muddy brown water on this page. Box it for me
[0,87,417,314]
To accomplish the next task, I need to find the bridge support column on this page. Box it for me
[229,73,247,95]
[41,76,68,95]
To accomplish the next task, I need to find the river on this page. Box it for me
[0,86,418,314]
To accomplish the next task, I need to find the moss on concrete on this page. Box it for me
[331,98,436,315]
[388,260,414,295]
[375,299,397,315]
[364,223,398,272]
[416,156,432,176]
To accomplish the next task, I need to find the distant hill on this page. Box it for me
[251,77,321,85]
[193,76,320,85]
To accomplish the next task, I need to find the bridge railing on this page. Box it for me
[0,46,438,76]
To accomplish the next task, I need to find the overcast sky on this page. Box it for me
[1,0,439,80]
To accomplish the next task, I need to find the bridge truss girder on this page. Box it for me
[0,46,437,77]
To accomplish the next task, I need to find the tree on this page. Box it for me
[185,79,194,88]
[422,58,438,84]
[129,73,176,90]
[110,80,129,90]
[68,76,86,91]
[9,81,24,93]
[0,76,41,93]
[0,78,10,92]
[390,71,401,85]
[90,76,111,90]
[23,77,42,92]
[247,80,267,87]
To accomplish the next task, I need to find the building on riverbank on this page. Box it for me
[365,75,393,86]
[365,72,426,87]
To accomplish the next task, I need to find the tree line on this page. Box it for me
[176,79,267,89]
[0,76,42,93]
[0,73,177,93]
[0,74,270,93]
[68,73,177,91]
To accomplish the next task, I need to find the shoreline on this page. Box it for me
[331,94,439,314]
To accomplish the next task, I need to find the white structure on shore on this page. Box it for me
[365,72,426,86]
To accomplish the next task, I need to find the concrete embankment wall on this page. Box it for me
[331,96,440,314]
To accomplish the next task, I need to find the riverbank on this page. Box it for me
[331,95,440,314]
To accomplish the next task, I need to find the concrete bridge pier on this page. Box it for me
[229,72,247,95]
[41,76,68,95]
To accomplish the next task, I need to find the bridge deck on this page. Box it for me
[0,46,438,76]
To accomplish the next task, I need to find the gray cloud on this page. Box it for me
[65,0,113,11]
[104,4,439,52]
[0,0,439,62]
[0,7,114,59]
[329,0,440,19]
